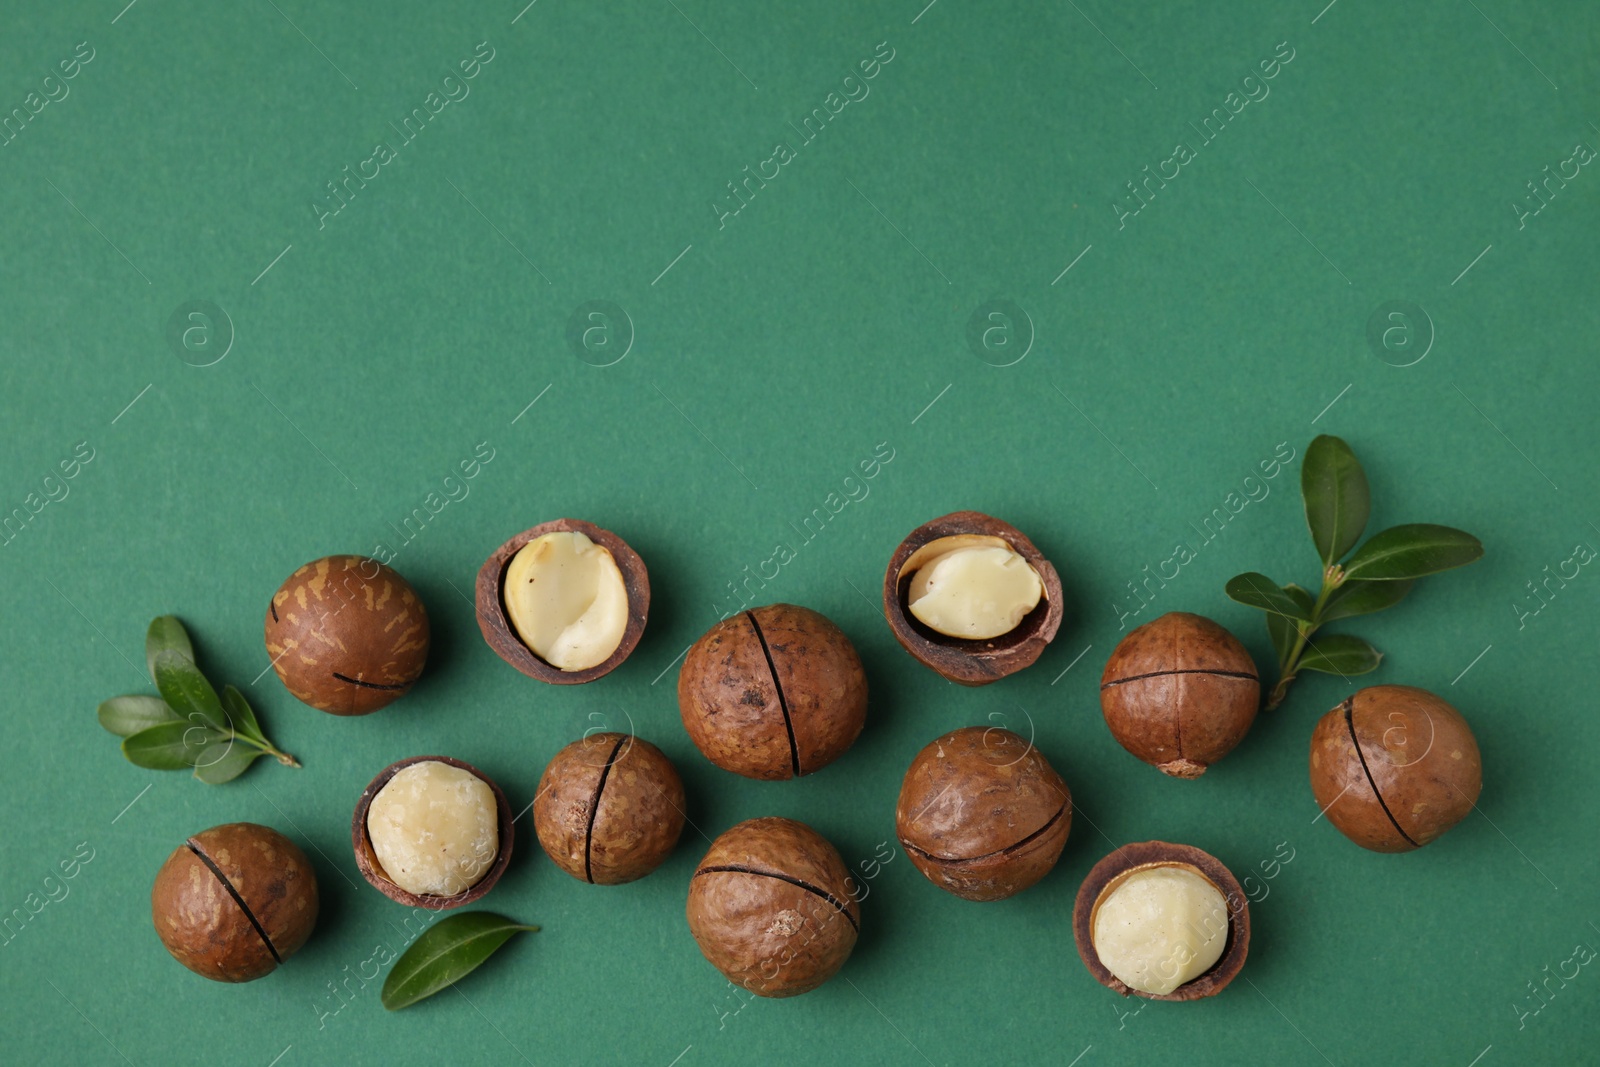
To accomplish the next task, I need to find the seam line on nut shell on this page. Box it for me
[584,734,629,883]
[331,672,411,691]
[744,611,801,778]
[1343,698,1418,848]
[185,843,282,963]
[1099,668,1259,689]
[693,865,859,931]
[898,799,1070,866]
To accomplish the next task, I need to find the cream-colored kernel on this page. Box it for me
[504,531,628,671]
[1092,866,1229,996]
[906,536,1043,640]
[367,761,498,896]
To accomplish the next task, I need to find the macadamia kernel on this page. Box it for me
[1092,865,1228,996]
[906,535,1043,640]
[504,531,629,671]
[367,761,498,896]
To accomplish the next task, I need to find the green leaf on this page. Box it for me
[1266,584,1314,664]
[193,739,260,784]
[1301,435,1371,565]
[152,649,229,733]
[1342,524,1484,581]
[1225,573,1313,621]
[145,616,195,684]
[1321,578,1415,622]
[97,695,180,738]
[221,685,264,743]
[121,721,223,770]
[1297,634,1383,677]
[382,913,539,1011]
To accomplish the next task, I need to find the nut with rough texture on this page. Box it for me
[151,822,319,983]
[264,555,430,715]
[895,726,1071,901]
[534,733,686,885]
[1309,684,1482,852]
[1099,612,1259,778]
[678,604,867,780]
[367,760,499,897]
[686,817,859,997]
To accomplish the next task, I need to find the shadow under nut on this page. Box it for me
[533,733,686,884]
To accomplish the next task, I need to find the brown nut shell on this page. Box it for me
[677,604,867,780]
[1309,685,1482,853]
[351,755,514,908]
[534,732,686,885]
[264,554,430,715]
[475,518,650,684]
[895,726,1071,901]
[1072,841,1249,1001]
[1099,612,1259,778]
[686,817,860,997]
[883,511,1063,685]
[151,822,319,983]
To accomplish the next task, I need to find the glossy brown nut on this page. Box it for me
[264,554,430,715]
[883,511,1063,686]
[1099,612,1259,778]
[686,817,860,998]
[476,518,650,685]
[1309,685,1482,852]
[895,726,1071,901]
[677,604,867,780]
[534,733,686,885]
[1073,841,1249,1001]
[351,755,515,908]
[151,822,319,983]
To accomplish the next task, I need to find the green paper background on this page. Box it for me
[2,0,1596,1063]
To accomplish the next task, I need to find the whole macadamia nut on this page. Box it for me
[151,822,319,983]
[678,604,867,780]
[1100,612,1259,778]
[264,554,429,715]
[687,818,859,997]
[895,726,1071,901]
[1310,685,1482,852]
[534,733,686,885]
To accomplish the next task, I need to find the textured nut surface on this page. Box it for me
[367,761,499,896]
[1092,865,1229,995]
[534,733,686,885]
[503,531,629,671]
[678,604,867,780]
[883,511,1063,685]
[1100,612,1259,777]
[1310,685,1482,852]
[905,535,1044,640]
[1072,841,1249,1002]
[151,822,319,983]
[264,555,429,715]
[895,726,1071,901]
[686,818,859,997]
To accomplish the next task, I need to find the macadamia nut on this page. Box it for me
[1092,865,1229,996]
[504,531,629,671]
[367,761,498,896]
[905,535,1043,640]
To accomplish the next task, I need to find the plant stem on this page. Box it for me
[235,731,301,768]
[1266,566,1343,711]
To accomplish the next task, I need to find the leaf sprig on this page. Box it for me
[382,912,539,1011]
[1226,435,1484,710]
[96,616,299,784]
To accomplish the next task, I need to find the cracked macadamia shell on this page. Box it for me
[1099,612,1259,778]
[264,555,430,715]
[677,604,867,780]
[151,822,319,983]
[534,733,686,885]
[686,818,860,997]
[1309,685,1482,852]
[895,726,1071,901]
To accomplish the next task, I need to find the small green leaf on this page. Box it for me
[145,616,195,684]
[221,685,265,743]
[152,649,229,733]
[97,695,180,738]
[193,740,260,784]
[1321,578,1415,622]
[1297,634,1383,676]
[121,721,223,770]
[1342,524,1484,581]
[1266,584,1314,663]
[382,912,538,1011]
[1225,573,1313,621]
[1302,435,1371,565]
